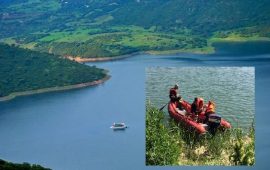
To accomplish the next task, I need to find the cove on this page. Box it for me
[0,41,270,170]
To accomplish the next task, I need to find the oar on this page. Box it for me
[159,102,169,111]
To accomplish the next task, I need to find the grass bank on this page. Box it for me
[210,36,270,42]
[146,104,255,166]
[209,27,270,43]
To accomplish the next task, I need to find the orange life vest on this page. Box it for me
[206,101,216,113]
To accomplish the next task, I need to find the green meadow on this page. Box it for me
[1,25,210,57]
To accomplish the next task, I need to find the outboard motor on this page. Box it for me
[207,114,221,135]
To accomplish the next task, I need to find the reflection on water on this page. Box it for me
[213,41,270,56]
[146,67,255,129]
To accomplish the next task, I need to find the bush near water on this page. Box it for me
[146,104,255,166]
[146,105,180,165]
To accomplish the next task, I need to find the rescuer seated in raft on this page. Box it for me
[204,101,216,123]
[190,97,206,121]
[174,98,187,116]
[191,97,204,115]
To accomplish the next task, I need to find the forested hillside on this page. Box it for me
[111,0,270,35]
[0,0,269,57]
[0,159,51,170]
[0,44,107,97]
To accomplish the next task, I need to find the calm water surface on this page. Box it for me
[146,67,255,129]
[0,41,270,170]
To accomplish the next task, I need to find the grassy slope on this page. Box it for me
[1,25,269,58]
[0,0,269,58]
[210,26,270,42]
[0,26,210,57]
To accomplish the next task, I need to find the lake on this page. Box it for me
[146,67,255,130]
[0,41,270,170]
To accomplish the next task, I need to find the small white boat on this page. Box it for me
[110,123,128,130]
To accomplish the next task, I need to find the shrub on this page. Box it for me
[0,159,51,170]
[230,126,255,165]
[146,104,181,165]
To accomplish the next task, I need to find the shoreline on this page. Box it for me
[64,37,270,63]
[65,48,214,63]
[64,52,143,63]
[0,75,111,102]
[1,38,268,102]
[209,37,270,43]
[145,47,214,55]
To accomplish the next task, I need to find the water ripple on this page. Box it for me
[146,67,255,129]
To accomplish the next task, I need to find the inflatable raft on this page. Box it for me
[168,100,231,134]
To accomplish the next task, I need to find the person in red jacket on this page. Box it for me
[169,84,186,115]
[169,84,181,102]
[191,97,204,115]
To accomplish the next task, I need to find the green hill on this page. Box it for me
[0,43,107,98]
[111,0,270,35]
[0,0,269,57]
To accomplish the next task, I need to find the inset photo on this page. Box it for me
[146,67,255,166]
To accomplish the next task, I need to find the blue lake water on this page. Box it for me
[0,41,270,169]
